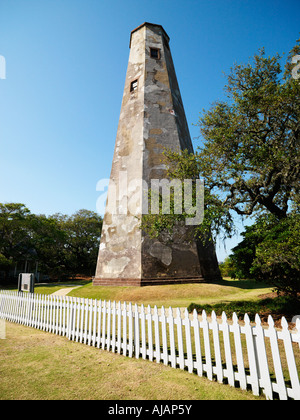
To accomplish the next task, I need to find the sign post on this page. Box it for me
[18,273,35,294]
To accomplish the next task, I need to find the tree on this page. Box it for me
[0,203,33,280]
[251,213,300,298]
[143,40,300,243]
[0,203,103,282]
[229,222,266,279]
[141,149,234,244]
[28,213,68,276]
[31,210,103,277]
[195,43,300,221]
[222,213,300,297]
[218,256,237,279]
[142,38,300,294]
[62,209,103,276]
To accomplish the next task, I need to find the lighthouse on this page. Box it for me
[94,23,220,286]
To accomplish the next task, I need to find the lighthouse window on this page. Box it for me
[130,79,138,92]
[150,48,160,59]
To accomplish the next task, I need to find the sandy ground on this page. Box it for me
[51,286,81,296]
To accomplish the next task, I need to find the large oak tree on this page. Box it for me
[142,39,300,240]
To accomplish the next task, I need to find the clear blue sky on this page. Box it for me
[0,0,299,261]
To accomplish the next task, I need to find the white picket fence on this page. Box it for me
[1,290,300,400]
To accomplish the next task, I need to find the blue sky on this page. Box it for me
[0,0,299,261]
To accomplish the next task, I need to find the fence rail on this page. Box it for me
[1,290,300,400]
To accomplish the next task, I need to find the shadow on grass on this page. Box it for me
[0,278,90,291]
[35,279,88,288]
[209,277,273,291]
[188,295,300,323]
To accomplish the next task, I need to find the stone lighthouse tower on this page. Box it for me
[94,23,220,286]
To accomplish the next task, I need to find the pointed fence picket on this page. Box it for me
[0,289,299,400]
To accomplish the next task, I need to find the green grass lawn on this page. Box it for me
[55,278,274,309]
[4,277,299,322]
[1,277,273,309]
[1,279,299,400]
[0,321,263,400]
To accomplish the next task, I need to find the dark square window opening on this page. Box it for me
[150,48,160,59]
[130,79,138,92]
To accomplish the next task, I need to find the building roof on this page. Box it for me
[129,22,170,48]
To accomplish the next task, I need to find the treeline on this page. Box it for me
[0,203,102,283]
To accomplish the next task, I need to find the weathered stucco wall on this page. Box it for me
[141,24,202,281]
[95,26,146,281]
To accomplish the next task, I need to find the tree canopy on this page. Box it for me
[144,39,300,233]
[141,38,300,296]
[196,45,299,220]
[0,203,102,282]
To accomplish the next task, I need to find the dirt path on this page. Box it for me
[51,286,80,296]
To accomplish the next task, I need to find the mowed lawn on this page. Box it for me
[0,279,274,400]
[0,321,263,400]
[34,278,273,309]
